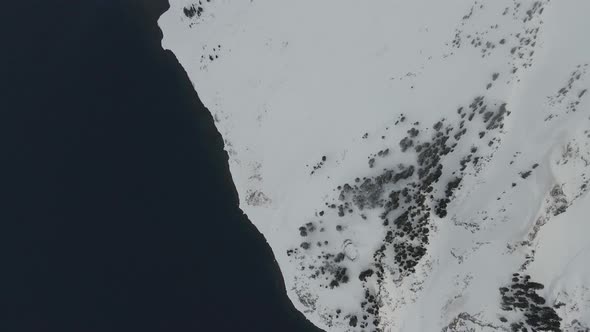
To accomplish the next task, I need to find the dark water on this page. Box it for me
[3,1,321,331]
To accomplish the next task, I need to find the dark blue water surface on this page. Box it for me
[3,1,321,331]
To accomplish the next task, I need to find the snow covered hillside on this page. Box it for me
[158,1,590,331]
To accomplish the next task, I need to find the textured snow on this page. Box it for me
[159,1,590,331]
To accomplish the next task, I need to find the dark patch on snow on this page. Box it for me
[500,273,562,332]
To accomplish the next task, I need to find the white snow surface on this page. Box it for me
[159,1,590,331]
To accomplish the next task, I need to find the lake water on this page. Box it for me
[3,1,322,331]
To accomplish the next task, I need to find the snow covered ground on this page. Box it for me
[159,1,590,331]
